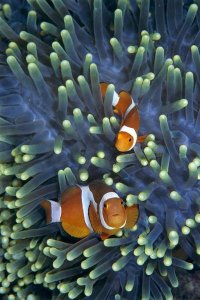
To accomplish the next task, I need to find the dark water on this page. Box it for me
[173,270,200,300]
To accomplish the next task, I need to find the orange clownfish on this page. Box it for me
[100,83,146,152]
[41,181,139,240]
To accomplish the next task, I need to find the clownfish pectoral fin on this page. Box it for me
[41,200,61,224]
[100,233,110,240]
[124,204,139,230]
[113,108,120,115]
[137,135,147,144]
[88,203,102,234]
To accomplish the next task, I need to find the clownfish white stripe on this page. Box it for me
[49,200,62,223]
[120,125,137,150]
[99,192,120,230]
[112,90,120,106]
[123,99,136,120]
[100,192,120,202]
[79,185,97,232]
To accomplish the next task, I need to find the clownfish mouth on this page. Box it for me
[108,213,126,228]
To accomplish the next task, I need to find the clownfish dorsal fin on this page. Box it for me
[100,82,109,98]
[60,186,78,204]
[88,203,102,234]
[124,204,139,229]
[89,180,114,205]
[41,200,61,224]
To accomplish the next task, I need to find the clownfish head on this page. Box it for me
[102,198,127,228]
[115,127,137,152]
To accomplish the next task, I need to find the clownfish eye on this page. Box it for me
[104,203,107,208]
[129,138,132,142]
[121,201,124,205]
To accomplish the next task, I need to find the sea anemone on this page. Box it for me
[0,0,200,299]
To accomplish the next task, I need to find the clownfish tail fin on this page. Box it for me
[41,200,61,224]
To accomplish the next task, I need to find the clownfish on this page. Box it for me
[100,83,146,152]
[41,181,139,240]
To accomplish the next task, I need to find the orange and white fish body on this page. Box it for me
[41,181,139,240]
[100,83,146,152]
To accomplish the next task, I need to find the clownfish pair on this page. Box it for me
[100,83,146,152]
[41,181,139,240]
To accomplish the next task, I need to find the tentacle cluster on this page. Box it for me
[0,0,200,299]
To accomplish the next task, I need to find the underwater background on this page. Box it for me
[0,0,200,299]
